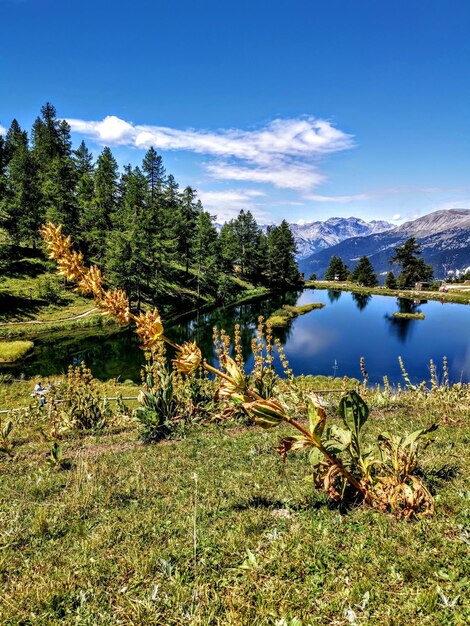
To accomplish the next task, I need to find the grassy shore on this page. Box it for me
[393,311,426,320]
[267,302,325,327]
[305,280,470,305]
[0,377,469,625]
[0,340,34,363]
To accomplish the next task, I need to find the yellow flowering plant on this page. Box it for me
[41,222,437,518]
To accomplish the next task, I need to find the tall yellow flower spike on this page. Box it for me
[100,289,130,325]
[77,265,105,300]
[172,341,202,374]
[134,309,164,349]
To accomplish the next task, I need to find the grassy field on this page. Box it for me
[1,378,469,625]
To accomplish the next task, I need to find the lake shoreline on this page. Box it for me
[305,280,470,305]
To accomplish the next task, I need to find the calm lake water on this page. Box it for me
[3,289,469,386]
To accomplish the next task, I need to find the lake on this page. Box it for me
[2,289,469,386]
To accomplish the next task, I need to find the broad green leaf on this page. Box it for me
[338,391,369,435]
[402,424,438,449]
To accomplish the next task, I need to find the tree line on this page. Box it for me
[321,238,434,289]
[0,103,301,307]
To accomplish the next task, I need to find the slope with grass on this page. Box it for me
[0,387,468,625]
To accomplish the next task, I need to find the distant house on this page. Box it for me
[415,281,430,291]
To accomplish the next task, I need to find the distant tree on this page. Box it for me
[385,271,397,289]
[308,272,317,281]
[324,255,349,281]
[266,220,301,287]
[390,238,433,289]
[350,256,378,286]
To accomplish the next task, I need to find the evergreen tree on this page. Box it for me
[324,255,349,281]
[350,256,378,286]
[385,271,397,289]
[106,166,149,308]
[32,105,78,237]
[390,238,433,289]
[193,210,219,297]
[142,147,166,202]
[231,209,263,277]
[266,220,301,287]
[1,121,40,246]
[217,222,238,273]
[88,147,119,261]
[177,186,199,274]
[74,141,95,252]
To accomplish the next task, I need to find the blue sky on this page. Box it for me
[1,0,470,225]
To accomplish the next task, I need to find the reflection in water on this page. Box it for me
[384,297,425,344]
[327,289,342,303]
[3,290,468,386]
[351,292,372,311]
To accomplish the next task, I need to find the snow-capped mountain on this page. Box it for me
[298,209,470,279]
[289,217,393,259]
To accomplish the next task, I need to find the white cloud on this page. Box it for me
[66,114,354,191]
[197,188,269,223]
[206,160,325,191]
[0,124,7,136]
[392,213,401,220]
[305,193,372,203]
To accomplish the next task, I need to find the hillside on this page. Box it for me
[298,209,470,278]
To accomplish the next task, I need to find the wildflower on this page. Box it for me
[172,341,202,375]
[242,398,287,428]
[217,354,248,398]
[77,265,105,300]
[100,289,130,325]
[135,308,164,349]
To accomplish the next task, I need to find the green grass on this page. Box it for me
[0,384,469,625]
[268,302,325,327]
[0,340,34,362]
[393,312,426,320]
[305,281,470,305]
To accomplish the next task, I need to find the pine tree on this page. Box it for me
[74,141,95,253]
[88,147,119,261]
[32,105,78,237]
[266,220,301,287]
[193,210,219,297]
[385,271,397,289]
[106,166,149,308]
[390,238,433,289]
[1,121,40,247]
[142,147,166,202]
[350,256,378,286]
[324,255,349,281]
[177,186,199,274]
[231,210,263,277]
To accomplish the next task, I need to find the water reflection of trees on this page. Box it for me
[351,292,372,311]
[12,292,303,381]
[327,289,342,303]
[167,291,300,367]
[384,298,425,344]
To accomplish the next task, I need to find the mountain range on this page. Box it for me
[290,217,393,259]
[296,209,470,279]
